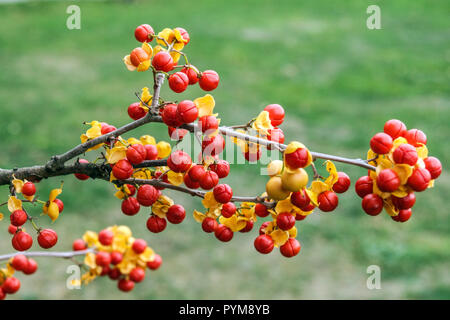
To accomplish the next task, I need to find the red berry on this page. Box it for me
[53,199,64,213]
[169,72,189,93]
[121,197,140,216]
[254,203,269,218]
[393,144,418,166]
[134,24,154,42]
[124,184,136,196]
[118,279,135,292]
[290,189,311,209]
[280,238,301,258]
[301,203,315,212]
[333,172,351,193]
[264,104,285,126]
[213,184,233,203]
[376,169,400,192]
[276,212,295,231]
[132,239,147,254]
[239,220,254,233]
[362,193,383,216]
[188,165,206,182]
[284,147,309,169]
[355,176,373,198]
[11,254,28,271]
[407,167,431,192]
[147,254,162,270]
[162,103,183,127]
[199,115,219,133]
[129,267,146,283]
[112,159,134,180]
[176,100,198,123]
[95,251,111,267]
[137,184,159,206]
[22,181,36,196]
[392,193,416,210]
[254,235,274,254]
[181,67,198,84]
[98,229,114,246]
[244,149,262,162]
[146,215,167,233]
[2,277,20,294]
[370,132,393,154]
[266,127,285,149]
[208,160,230,179]
[8,224,18,235]
[100,265,110,276]
[72,239,87,251]
[12,231,32,251]
[392,209,412,222]
[404,129,427,147]
[23,258,37,275]
[128,102,147,120]
[74,159,90,180]
[384,119,407,139]
[214,224,233,242]
[130,47,150,67]
[259,221,270,235]
[126,144,147,165]
[295,213,307,221]
[0,288,5,300]
[168,127,189,141]
[167,150,192,173]
[101,123,116,135]
[199,171,219,190]
[317,191,339,212]
[144,144,158,160]
[108,268,121,280]
[166,205,186,224]
[110,251,123,265]
[202,134,225,157]
[201,217,218,233]
[10,210,27,227]
[199,70,219,91]
[221,202,236,218]
[152,51,173,72]
[175,27,190,44]
[37,229,58,249]
[183,173,200,189]
[424,156,442,179]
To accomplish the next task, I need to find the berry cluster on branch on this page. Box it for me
[0,24,442,298]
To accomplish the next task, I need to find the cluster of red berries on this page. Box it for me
[0,255,38,300]
[358,119,442,221]
[130,24,219,93]
[73,228,162,292]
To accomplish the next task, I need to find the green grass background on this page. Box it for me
[0,0,449,299]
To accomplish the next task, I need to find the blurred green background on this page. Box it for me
[0,0,449,299]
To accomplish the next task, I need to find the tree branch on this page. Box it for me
[0,248,95,263]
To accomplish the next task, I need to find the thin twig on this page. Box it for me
[0,248,95,263]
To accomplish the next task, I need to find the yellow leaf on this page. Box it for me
[157,28,175,46]
[383,197,399,217]
[0,212,3,221]
[137,60,151,72]
[416,145,428,160]
[105,145,127,164]
[132,169,152,180]
[202,192,221,210]
[194,94,215,118]
[219,215,247,232]
[152,195,174,218]
[270,229,289,247]
[288,226,297,238]
[8,196,22,212]
[392,164,413,185]
[123,55,137,71]
[193,210,206,223]
[324,160,339,187]
[251,111,273,135]
[142,42,153,56]
[275,198,295,214]
[84,253,97,269]
[167,171,184,186]
[12,178,24,193]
